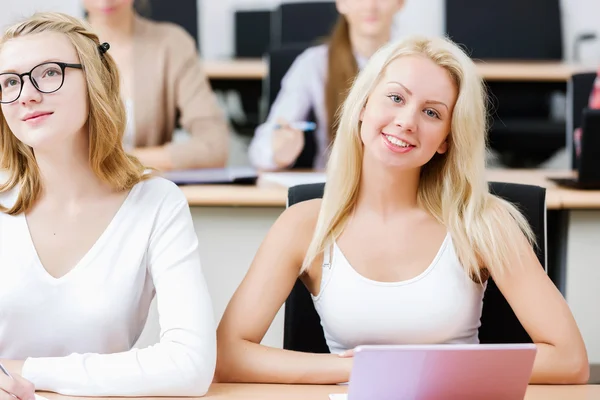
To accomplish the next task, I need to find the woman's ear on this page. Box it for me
[335,0,348,15]
[437,138,449,154]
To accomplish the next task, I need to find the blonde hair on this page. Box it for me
[303,35,535,282]
[0,12,148,215]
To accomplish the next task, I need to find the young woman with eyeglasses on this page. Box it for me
[0,12,216,398]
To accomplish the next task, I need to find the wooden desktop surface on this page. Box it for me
[39,383,600,400]
[203,59,590,82]
[180,169,600,209]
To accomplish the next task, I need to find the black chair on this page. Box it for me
[271,2,339,48]
[284,182,547,353]
[566,72,597,168]
[264,44,318,169]
[234,9,272,58]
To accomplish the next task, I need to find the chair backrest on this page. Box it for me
[445,0,562,60]
[566,72,597,168]
[265,44,308,109]
[271,2,338,48]
[234,9,272,58]
[264,44,317,169]
[284,181,547,353]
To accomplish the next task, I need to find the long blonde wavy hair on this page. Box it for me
[303,35,536,282]
[0,12,148,215]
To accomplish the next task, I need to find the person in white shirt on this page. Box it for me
[216,35,589,385]
[0,12,215,398]
[248,0,405,171]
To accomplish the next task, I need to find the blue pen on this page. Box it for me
[0,362,18,398]
[275,121,317,132]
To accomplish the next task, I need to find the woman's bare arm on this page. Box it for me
[215,199,352,384]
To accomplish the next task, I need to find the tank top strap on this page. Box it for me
[313,243,335,301]
[323,244,332,269]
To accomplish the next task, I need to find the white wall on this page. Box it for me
[1,0,82,31]
[200,0,600,63]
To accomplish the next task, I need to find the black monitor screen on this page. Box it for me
[445,0,562,60]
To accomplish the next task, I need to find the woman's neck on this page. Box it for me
[355,153,421,217]
[88,9,135,45]
[33,130,110,205]
[349,29,391,60]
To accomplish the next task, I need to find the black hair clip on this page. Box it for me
[98,42,110,55]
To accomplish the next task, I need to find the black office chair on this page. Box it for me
[270,2,339,48]
[264,44,318,169]
[567,72,597,168]
[284,182,547,353]
[234,9,272,58]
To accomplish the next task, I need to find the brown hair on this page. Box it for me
[0,12,148,215]
[324,16,359,143]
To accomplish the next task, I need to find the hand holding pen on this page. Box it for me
[0,362,35,400]
[272,119,315,168]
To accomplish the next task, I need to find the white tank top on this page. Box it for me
[312,233,487,354]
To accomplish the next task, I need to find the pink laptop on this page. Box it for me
[347,343,537,400]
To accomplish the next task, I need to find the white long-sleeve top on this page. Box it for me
[0,176,216,396]
[248,44,367,170]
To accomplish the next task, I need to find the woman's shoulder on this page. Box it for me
[281,44,329,85]
[275,198,322,237]
[135,15,196,51]
[132,175,189,210]
[298,44,329,61]
[0,170,18,210]
[291,44,329,70]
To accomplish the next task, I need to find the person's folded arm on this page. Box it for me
[159,28,229,170]
[21,186,217,396]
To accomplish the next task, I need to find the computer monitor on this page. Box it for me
[445,0,562,60]
[550,108,600,189]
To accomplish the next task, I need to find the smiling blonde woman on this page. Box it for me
[216,35,589,385]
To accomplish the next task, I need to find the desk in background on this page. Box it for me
[204,59,590,82]
[135,170,600,371]
[39,383,600,400]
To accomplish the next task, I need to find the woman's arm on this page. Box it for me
[139,27,229,171]
[492,223,589,384]
[215,199,352,384]
[20,184,216,396]
[248,48,322,171]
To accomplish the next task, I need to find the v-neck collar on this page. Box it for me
[18,181,143,284]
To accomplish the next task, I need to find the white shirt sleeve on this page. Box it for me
[248,47,322,170]
[21,186,216,397]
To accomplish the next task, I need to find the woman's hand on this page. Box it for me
[0,373,35,400]
[338,348,355,358]
[272,119,305,168]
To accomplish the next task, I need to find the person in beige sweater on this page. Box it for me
[83,0,229,171]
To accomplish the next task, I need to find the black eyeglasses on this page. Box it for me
[0,62,83,104]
